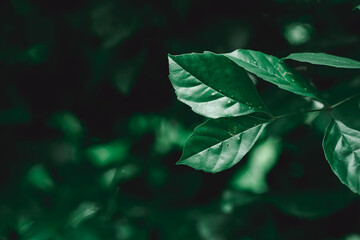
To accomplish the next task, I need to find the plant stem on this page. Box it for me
[272,92,360,121]
[330,92,360,109]
[273,108,326,120]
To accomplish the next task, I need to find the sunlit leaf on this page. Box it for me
[230,137,282,193]
[168,52,270,118]
[223,49,322,100]
[323,119,360,194]
[178,116,269,173]
[284,52,360,69]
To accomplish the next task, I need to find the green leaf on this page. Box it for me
[323,119,360,194]
[168,52,269,119]
[222,49,321,100]
[177,116,269,173]
[223,49,320,100]
[284,52,360,69]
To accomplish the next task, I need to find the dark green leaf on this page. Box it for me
[284,52,360,69]
[168,52,269,119]
[177,116,269,173]
[222,49,322,100]
[323,119,360,194]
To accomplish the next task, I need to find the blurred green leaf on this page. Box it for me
[284,23,313,46]
[168,52,269,118]
[344,234,360,240]
[26,44,49,64]
[323,119,360,194]
[17,217,34,235]
[27,164,54,191]
[223,49,322,100]
[153,118,191,154]
[284,52,360,69]
[100,164,141,187]
[48,112,83,139]
[230,137,282,193]
[178,116,269,173]
[86,140,129,167]
[68,202,100,228]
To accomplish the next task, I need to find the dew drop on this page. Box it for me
[211,92,216,96]
[248,106,252,109]
[227,100,231,104]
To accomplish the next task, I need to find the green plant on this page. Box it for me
[168,49,360,194]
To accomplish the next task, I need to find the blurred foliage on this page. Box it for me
[1,0,360,239]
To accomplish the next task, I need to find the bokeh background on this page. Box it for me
[1,0,360,239]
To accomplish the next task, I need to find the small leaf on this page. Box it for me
[222,49,321,100]
[284,52,360,69]
[323,119,360,194]
[177,116,269,173]
[168,52,269,119]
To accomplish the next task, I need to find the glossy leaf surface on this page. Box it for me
[168,52,269,118]
[323,119,360,194]
[178,116,269,173]
[284,52,360,69]
[222,49,321,100]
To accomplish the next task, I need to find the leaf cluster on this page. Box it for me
[169,49,360,194]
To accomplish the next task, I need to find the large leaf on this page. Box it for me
[284,52,360,69]
[222,49,322,100]
[168,52,269,119]
[323,119,360,194]
[177,116,269,173]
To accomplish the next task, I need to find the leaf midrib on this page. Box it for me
[184,122,265,160]
[170,55,260,109]
[225,52,295,87]
[290,53,360,66]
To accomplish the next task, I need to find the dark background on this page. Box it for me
[1,0,360,239]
